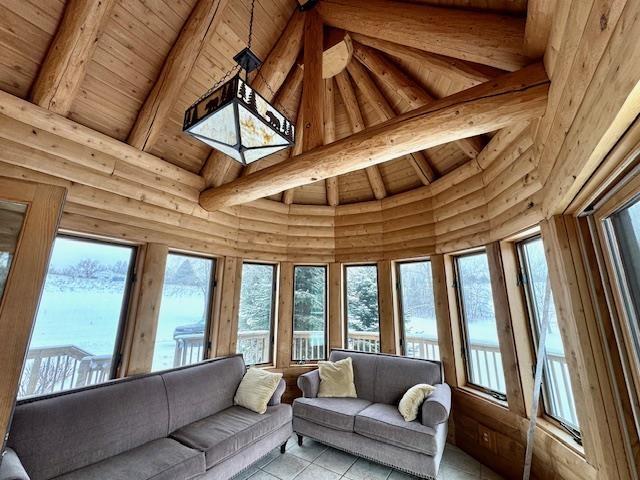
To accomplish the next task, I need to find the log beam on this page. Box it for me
[128,0,229,151]
[524,0,555,59]
[201,11,304,188]
[200,64,549,210]
[334,70,387,199]
[324,78,339,206]
[346,59,436,184]
[350,33,501,89]
[317,0,527,71]
[31,0,115,116]
[353,42,484,158]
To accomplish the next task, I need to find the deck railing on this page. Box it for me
[545,351,579,427]
[467,340,506,394]
[19,345,112,398]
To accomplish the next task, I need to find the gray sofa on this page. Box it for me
[1,354,292,480]
[293,350,451,479]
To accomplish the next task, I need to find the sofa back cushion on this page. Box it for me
[329,350,443,404]
[161,355,245,432]
[8,375,169,480]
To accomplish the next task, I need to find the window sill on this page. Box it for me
[457,384,509,410]
[536,417,585,457]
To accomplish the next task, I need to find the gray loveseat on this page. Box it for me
[293,350,451,479]
[1,354,291,480]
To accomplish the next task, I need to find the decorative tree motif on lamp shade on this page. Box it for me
[183,75,295,166]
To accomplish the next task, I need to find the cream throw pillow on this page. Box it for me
[234,368,283,414]
[318,357,357,398]
[398,384,436,422]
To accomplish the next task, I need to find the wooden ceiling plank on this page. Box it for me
[317,0,527,71]
[335,70,387,200]
[199,63,549,210]
[30,0,115,116]
[325,77,340,206]
[523,0,555,59]
[284,9,324,204]
[127,0,230,152]
[345,59,435,184]
[353,42,484,158]
[201,10,304,188]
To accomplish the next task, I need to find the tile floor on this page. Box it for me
[233,435,504,480]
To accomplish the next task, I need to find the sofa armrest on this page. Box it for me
[0,448,30,480]
[421,383,451,428]
[297,369,320,398]
[268,378,286,406]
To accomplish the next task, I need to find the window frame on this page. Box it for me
[515,234,582,440]
[342,263,381,352]
[395,258,438,359]
[452,249,507,401]
[291,264,328,363]
[29,233,138,388]
[238,261,278,366]
[155,251,217,369]
[592,170,640,433]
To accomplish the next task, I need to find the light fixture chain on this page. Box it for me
[247,0,256,50]
[189,63,241,109]
[256,69,294,120]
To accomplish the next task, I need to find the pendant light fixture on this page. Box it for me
[183,0,295,165]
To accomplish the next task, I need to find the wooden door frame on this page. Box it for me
[0,176,66,451]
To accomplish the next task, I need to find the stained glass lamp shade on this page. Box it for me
[183,75,295,165]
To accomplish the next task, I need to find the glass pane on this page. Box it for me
[520,237,580,429]
[457,252,506,394]
[152,254,215,372]
[345,265,380,352]
[237,263,275,365]
[19,237,134,398]
[0,200,27,300]
[292,266,327,361]
[399,261,439,360]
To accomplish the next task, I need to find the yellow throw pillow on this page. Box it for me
[398,384,436,422]
[234,368,283,414]
[318,357,357,398]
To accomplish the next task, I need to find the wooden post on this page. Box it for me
[431,254,458,387]
[0,179,66,449]
[216,257,243,356]
[324,78,339,206]
[328,262,343,350]
[486,242,526,417]
[127,243,168,375]
[276,262,293,368]
[31,0,115,116]
[377,260,396,354]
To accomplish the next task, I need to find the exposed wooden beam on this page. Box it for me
[200,63,549,210]
[201,11,304,188]
[524,0,555,59]
[353,42,484,158]
[324,78,339,206]
[350,33,502,89]
[334,70,386,199]
[345,59,435,184]
[30,0,115,116]
[128,0,229,151]
[317,0,527,71]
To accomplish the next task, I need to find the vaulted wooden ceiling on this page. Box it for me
[0,0,545,207]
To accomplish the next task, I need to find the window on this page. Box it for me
[397,260,439,360]
[292,265,327,362]
[151,253,216,372]
[344,264,380,352]
[237,262,276,365]
[454,251,506,398]
[518,236,580,433]
[19,236,136,398]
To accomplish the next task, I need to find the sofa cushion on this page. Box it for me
[171,404,292,469]
[354,403,439,456]
[52,438,205,480]
[329,351,377,401]
[161,355,246,432]
[293,397,371,432]
[9,375,170,480]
